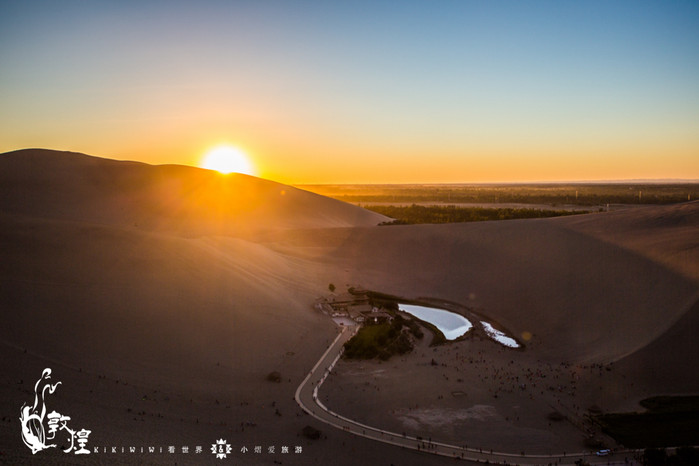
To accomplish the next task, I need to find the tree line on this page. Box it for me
[367,204,587,225]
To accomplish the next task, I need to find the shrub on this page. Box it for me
[343,320,415,361]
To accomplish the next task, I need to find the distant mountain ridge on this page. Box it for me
[0,148,388,236]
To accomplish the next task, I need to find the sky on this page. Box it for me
[1,0,698,184]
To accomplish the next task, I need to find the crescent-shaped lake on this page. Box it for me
[398,303,473,340]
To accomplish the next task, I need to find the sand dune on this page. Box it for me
[1,149,697,463]
[0,149,394,464]
[614,298,699,393]
[558,201,699,283]
[0,149,387,236]
[264,209,698,364]
[1,211,408,465]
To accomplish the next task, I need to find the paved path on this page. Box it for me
[295,325,638,465]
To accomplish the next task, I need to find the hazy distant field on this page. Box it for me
[299,183,699,208]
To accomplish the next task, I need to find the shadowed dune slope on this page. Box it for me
[0,149,387,463]
[263,203,698,366]
[558,201,699,284]
[0,149,387,236]
[0,148,384,404]
[0,212,405,465]
[0,213,334,387]
[614,297,699,392]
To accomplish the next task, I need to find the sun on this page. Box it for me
[201,146,255,175]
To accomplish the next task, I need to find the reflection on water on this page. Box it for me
[481,321,520,348]
[398,304,472,340]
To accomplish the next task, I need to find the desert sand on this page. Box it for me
[1,149,697,464]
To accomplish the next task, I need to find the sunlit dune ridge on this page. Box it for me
[0,149,388,235]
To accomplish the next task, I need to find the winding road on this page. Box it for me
[295,324,639,465]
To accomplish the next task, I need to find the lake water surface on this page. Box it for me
[481,321,520,348]
[398,303,520,348]
[398,303,473,340]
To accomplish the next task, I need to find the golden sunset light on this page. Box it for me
[201,146,255,176]
[2,2,698,464]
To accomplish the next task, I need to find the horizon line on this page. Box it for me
[295,179,699,186]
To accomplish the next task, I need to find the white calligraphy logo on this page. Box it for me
[19,368,91,455]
